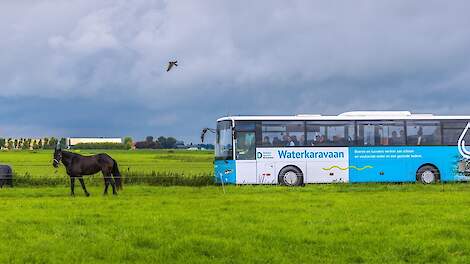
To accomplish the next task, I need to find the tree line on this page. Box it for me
[0,137,66,150]
[0,136,211,150]
[134,136,179,149]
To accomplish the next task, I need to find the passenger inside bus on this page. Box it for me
[399,129,405,139]
[291,135,299,146]
[389,131,400,145]
[262,136,272,146]
[272,137,282,146]
[417,127,423,145]
[282,134,289,146]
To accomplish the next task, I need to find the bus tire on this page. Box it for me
[416,165,440,184]
[278,166,303,186]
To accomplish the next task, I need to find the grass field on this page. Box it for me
[2,184,470,263]
[0,149,213,176]
[0,149,214,186]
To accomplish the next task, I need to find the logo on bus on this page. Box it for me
[458,122,470,159]
[257,151,273,159]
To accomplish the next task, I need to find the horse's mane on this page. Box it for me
[61,150,85,158]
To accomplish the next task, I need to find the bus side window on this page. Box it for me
[407,121,441,146]
[261,121,305,147]
[357,121,405,146]
[442,121,470,145]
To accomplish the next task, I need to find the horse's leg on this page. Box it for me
[70,177,76,196]
[110,175,117,195]
[78,177,90,197]
[103,172,109,195]
[104,171,117,195]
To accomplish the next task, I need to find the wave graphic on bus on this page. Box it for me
[322,165,373,171]
[458,122,470,159]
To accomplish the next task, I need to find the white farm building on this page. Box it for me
[67,137,122,147]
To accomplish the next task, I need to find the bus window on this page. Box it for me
[306,121,355,146]
[406,121,441,145]
[261,121,305,147]
[215,121,233,160]
[235,121,257,160]
[442,120,470,145]
[236,131,256,160]
[357,121,405,146]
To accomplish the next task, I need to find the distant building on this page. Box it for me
[67,137,122,147]
[175,140,186,149]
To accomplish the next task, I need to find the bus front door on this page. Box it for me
[235,131,257,184]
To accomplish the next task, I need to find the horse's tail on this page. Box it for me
[111,159,122,190]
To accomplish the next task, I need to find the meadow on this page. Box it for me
[0,149,214,186]
[1,184,470,263]
[3,150,470,263]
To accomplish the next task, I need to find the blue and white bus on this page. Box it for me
[214,111,470,185]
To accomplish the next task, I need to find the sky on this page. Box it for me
[1,0,470,143]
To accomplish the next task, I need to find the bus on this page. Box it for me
[214,111,470,185]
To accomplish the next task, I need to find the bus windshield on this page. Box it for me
[216,120,233,160]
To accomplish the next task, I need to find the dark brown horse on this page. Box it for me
[52,147,122,196]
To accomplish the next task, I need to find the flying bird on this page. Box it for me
[166,61,178,72]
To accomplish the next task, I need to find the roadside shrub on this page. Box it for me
[11,171,214,187]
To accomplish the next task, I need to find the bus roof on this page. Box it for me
[217,111,470,122]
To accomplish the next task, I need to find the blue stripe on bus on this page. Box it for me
[214,160,236,184]
[349,146,462,182]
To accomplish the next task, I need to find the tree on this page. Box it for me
[22,139,30,150]
[165,137,177,149]
[158,136,177,148]
[60,138,67,148]
[157,136,167,148]
[48,137,58,148]
[38,139,43,148]
[32,140,39,150]
[146,136,154,143]
[123,137,133,148]
[43,137,49,147]
[0,138,5,149]
[7,139,14,150]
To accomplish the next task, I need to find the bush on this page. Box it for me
[134,141,159,149]
[11,171,214,187]
[72,143,130,150]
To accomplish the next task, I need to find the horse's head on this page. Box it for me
[53,147,62,168]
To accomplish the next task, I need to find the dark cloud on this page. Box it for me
[1,0,470,142]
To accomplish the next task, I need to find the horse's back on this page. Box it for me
[96,153,114,162]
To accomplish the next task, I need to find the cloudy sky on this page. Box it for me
[1,0,470,143]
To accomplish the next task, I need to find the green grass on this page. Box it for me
[0,149,214,185]
[1,184,470,263]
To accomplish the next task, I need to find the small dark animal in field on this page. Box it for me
[52,147,122,196]
[167,60,178,72]
[0,165,13,188]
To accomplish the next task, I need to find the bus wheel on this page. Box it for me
[278,166,303,186]
[416,165,440,184]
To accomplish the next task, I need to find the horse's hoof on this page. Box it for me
[85,193,90,197]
